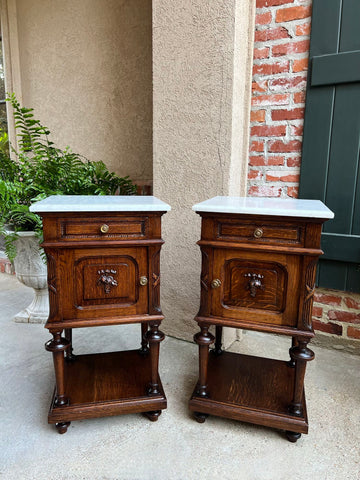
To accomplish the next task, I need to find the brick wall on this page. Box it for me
[249,0,360,349]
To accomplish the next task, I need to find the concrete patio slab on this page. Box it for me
[0,273,359,480]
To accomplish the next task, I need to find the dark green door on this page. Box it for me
[299,0,360,292]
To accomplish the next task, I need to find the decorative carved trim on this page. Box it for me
[150,248,161,313]
[46,252,58,320]
[97,269,118,294]
[301,257,318,330]
[152,272,160,288]
[244,273,265,297]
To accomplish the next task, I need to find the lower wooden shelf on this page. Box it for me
[48,349,167,424]
[189,351,308,434]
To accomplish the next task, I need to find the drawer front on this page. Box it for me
[60,247,148,319]
[59,216,148,241]
[211,249,300,327]
[216,219,304,246]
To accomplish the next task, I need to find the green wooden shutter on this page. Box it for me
[299,0,360,292]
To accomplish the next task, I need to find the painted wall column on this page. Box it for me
[153,0,256,342]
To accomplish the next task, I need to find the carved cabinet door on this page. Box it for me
[211,249,301,327]
[59,247,149,320]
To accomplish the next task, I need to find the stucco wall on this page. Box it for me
[153,0,255,342]
[11,0,152,182]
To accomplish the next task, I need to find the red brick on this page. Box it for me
[294,91,306,104]
[273,40,310,57]
[253,80,268,93]
[344,297,360,309]
[248,185,282,197]
[251,110,266,122]
[296,22,311,36]
[253,62,290,76]
[287,186,299,198]
[257,0,294,7]
[268,140,302,152]
[254,47,270,60]
[347,326,360,339]
[313,320,343,335]
[276,6,312,23]
[271,108,304,121]
[312,306,323,318]
[251,125,286,137]
[249,156,266,166]
[290,124,304,136]
[314,292,342,306]
[293,58,309,72]
[255,27,290,43]
[256,12,272,25]
[248,169,263,180]
[266,172,300,182]
[268,156,285,166]
[250,141,264,152]
[269,76,307,92]
[328,310,360,324]
[252,94,289,107]
[287,156,301,167]
[249,156,285,167]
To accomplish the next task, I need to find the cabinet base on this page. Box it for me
[48,350,167,426]
[189,351,308,435]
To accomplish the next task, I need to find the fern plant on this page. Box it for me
[0,94,137,261]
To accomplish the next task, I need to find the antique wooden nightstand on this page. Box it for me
[188,196,333,442]
[30,195,170,433]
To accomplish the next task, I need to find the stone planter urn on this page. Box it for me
[12,231,49,323]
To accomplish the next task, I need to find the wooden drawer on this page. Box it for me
[59,216,148,241]
[216,218,304,246]
[210,249,301,327]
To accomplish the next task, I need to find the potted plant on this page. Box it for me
[0,93,136,322]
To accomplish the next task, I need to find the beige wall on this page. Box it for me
[3,0,152,182]
[153,0,256,342]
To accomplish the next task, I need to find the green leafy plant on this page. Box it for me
[0,93,137,260]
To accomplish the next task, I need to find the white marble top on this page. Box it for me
[30,195,171,213]
[192,196,334,219]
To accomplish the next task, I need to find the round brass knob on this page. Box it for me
[211,279,221,289]
[139,276,148,286]
[254,227,263,239]
[100,224,110,234]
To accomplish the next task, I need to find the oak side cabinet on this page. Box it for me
[188,197,333,442]
[30,195,170,433]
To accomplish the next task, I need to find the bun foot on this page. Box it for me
[286,431,301,443]
[194,412,208,423]
[55,422,70,434]
[144,410,161,422]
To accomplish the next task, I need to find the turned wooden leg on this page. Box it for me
[194,412,209,423]
[144,410,162,422]
[55,422,71,434]
[145,322,165,396]
[288,338,314,417]
[288,337,298,367]
[194,325,215,398]
[64,328,75,361]
[45,330,70,408]
[45,330,71,433]
[213,325,223,355]
[140,322,149,355]
[286,431,302,443]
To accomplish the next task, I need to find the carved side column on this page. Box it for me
[45,330,70,433]
[213,325,223,355]
[194,325,215,397]
[140,322,149,354]
[288,338,315,417]
[145,322,165,396]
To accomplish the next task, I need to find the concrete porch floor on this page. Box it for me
[1,272,359,480]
